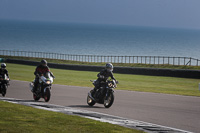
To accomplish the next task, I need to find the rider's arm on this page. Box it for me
[5,69,9,78]
[50,71,55,78]
[34,67,38,75]
[46,66,50,72]
[110,72,116,81]
[110,72,118,83]
[97,70,105,79]
[44,66,55,78]
[34,66,41,76]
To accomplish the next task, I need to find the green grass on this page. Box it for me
[0,101,142,133]
[6,63,200,97]
[1,55,200,70]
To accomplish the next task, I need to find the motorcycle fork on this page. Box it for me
[44,86,51,93]
[105,89,113,100]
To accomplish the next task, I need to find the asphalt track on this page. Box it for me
[3,80,200,132]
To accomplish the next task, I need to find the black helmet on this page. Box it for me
[41,59,47,66]
[106,63,113,72]
[1,63,6,69]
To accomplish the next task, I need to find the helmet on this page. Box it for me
[106,63,113,72]
[41,59,47,66]
[1,63,6,69]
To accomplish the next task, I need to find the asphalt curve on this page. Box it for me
[3,80,200,132]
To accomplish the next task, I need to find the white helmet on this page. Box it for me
[1,63,6,69]
[106,63,113,72]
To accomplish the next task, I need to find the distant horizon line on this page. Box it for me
[1,18,199,31]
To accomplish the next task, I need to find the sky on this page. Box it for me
[0,0,200,29]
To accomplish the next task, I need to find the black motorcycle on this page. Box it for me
[87,79,117,108]
[30,72,54,102]
[0,74,10,97]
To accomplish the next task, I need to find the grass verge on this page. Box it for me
[0,101,142,133]
[6,63,200,97]
[1,55,200,70]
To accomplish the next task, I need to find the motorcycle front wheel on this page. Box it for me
[104,92,114,108]
[87,95,96,106]
[87,90,96,106]
[44,88,51,102]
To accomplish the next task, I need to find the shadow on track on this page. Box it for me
[68,105,104,109]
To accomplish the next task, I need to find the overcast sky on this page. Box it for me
[0,0,200,29]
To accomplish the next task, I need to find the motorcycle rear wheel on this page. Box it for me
[33,93,40,101]
[104,93,114,108]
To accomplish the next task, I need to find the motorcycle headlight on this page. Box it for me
[46,81,51,84]
[108,83,113,88]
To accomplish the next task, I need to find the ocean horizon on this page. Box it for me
[0,19,200,59]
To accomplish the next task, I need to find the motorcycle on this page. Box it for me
[87,79,117,108]
[30,72,54,102]
[0,74,10,97]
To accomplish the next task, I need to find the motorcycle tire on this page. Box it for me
[104,92,114,108]
[44,88,51,102]
[2,85,6,97]
[87,95,96,106]
[33,93,40,101]
[87,90,96,106]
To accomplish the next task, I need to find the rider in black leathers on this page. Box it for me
[0,63,9,79]
[93,63,116,97]
[0,63,9,86]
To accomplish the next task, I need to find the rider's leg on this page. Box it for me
[93,80,101,98]
[100,83,106,94]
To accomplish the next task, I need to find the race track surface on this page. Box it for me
[3,80,200,132]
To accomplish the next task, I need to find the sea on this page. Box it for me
[0,20,200,59]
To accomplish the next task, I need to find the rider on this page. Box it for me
[93,63,117,96]
[0,63,9,79]
[32,59,52,93]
